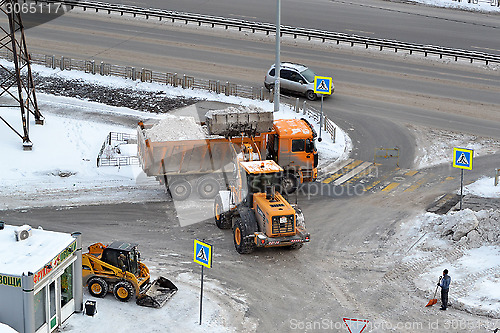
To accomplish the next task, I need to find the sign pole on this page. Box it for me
[199,265,204,325]
[313,75,332,142]
[193,239,213,326]
[319,94,324,141]
[452,147,473,211]
[460,169,464,210]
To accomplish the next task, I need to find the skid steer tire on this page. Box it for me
[214,194,231,229]
[113,281,135,302]
[88,277,108,298]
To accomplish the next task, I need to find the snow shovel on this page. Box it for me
[425,277,441,307]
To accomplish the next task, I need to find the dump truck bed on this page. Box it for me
[137,121,267,177]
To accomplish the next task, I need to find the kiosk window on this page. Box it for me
[34,288,46,331]
[291,139,305,152]
[61,264,73,308]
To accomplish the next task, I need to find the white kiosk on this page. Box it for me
[0,224,83,333]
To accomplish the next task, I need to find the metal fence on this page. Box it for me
[97,131,139,167]
[35,0,500,65]
[279,94,337,142]
[0,48,338,140]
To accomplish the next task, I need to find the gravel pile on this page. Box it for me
[0,70,199,113]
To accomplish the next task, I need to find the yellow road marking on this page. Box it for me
[405,170,419,177]
[444,176,455,181]
[322,160,363,184]
[382,182,400,192]
[404,178,427,192]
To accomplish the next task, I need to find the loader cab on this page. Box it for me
[101,241,140,275]
[238,160,284,206]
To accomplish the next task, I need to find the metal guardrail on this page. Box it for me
[33,0,500,65]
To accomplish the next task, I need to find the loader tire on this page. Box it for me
[233,209,258,254]
[233,217,256,254]
[88,277,108,298]
[113,281,135,302]
[214,194,231,229]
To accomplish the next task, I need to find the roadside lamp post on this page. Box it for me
[274,0,281,113]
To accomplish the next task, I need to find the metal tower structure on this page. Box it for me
[0,0,43,150]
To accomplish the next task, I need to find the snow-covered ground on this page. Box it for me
[60,272,255,333]
[410,0,500,12]
[0,63,349,332]
[398,177,500,317]
[409,125,500,169]
[0,62,348,211]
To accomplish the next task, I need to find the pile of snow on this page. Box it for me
[145,115,206,141]
[412,209,499,250]
[465,177,500,198]
[398,176,500,317]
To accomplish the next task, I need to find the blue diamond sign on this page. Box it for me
[314,76,333,95]
[452,147,473,170]
[194,239,213,268]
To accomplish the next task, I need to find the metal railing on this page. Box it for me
[1,48,339,141]
[33,0,500,65]
[279,94,337,142]
[97,132,138,167]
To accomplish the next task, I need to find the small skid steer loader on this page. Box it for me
[82,241,177,308]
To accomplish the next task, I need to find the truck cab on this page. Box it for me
[266,118,318,192]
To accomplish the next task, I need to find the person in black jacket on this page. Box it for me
[438,269,451,310]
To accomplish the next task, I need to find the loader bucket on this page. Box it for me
[136,276,178,308]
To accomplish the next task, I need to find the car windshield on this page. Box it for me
[300,68,316,83]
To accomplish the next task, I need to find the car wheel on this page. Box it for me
[306,90,317,101]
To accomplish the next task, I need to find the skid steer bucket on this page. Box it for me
[136,276,178,308]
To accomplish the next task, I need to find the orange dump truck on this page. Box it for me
[137,109,318,199]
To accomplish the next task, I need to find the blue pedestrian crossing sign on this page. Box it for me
[194,239,213,268]
[452,147,473,170]
[314,76,333,95]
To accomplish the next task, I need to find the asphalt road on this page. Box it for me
[109,0,500,55]
[2,6,500,332]
[16,10,500,166]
